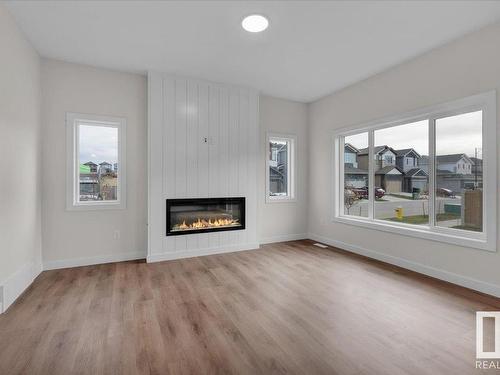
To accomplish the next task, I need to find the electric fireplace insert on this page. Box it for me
[166,197,245,236]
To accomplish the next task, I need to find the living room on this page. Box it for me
[1,1,500,374]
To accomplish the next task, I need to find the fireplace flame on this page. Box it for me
[173,217,240,231]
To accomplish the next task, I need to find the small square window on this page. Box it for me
[66,113,126,210]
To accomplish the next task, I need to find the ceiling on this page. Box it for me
[5,1,500,102]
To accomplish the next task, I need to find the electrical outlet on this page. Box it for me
[113,230,120,240]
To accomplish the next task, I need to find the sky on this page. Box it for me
[345,111,482,158]
[435,111,482,158]
[79,124,118,164]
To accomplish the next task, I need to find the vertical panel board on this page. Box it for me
[163,77,176,197]
[238,89,249,245]
[174,78,187,251]
[227,88,240,245]
[147,72,163,256]
[219,87,230,247]
[163,76,176,252]
[150,73,258,259]
[198,83,209,195]
[208,85,220,197]
[186,80,198,198]
[208,84,220,249]
[228,88,240,197]
[175,79,187,199]
[185,81,199,251]
[198,82,210,250]
[247,90,259,245]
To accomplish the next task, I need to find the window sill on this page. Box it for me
[67,201,126,211]
[332,215,494,252]
[266,196,297,204]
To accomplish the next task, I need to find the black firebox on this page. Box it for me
[166,197,245,236]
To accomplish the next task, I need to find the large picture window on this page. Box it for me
[334,92,496,251]
[66,113,126,210]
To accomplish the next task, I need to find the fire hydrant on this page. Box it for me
[395,206,403,220]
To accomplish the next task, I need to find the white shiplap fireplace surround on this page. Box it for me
[147,73,259,262]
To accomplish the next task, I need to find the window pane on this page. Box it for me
[435,111,482,232]
[343,133,368,217]
[79,124,118,202]
[269,138,289,197]
[373,120,429,224]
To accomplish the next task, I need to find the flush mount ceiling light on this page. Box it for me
[241,14,269,33]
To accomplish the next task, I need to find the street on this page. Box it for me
[345,195,461,221]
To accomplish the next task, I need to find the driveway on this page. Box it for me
[345,196,461,219]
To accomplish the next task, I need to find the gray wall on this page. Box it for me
[41,59,147,268]
[308,21,500,291]
[0,5,42,311]
[259,96,309,243]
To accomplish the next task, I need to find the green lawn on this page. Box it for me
[386,213,460,225]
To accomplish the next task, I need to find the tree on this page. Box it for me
[344,188,359,215]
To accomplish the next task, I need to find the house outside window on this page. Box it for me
[66,113,127,210]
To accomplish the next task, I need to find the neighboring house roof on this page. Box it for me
[360,146,421,158]
[270,142,287,153]
[79,164,91,173]
[470,157,483,166]
[375,166,403,175]
[436,153,474,165]
[358,145,390,156]
[404,168,428,177]
[344,143,359,154]
[344,166,368,175]
[84,161,98,166]
[270,167,285,178]
[394,148,421,158]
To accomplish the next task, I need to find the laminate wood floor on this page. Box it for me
[1,240,499,375]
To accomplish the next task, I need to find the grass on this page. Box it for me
[386,212,460,225]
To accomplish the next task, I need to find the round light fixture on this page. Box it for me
[241,14,269,33]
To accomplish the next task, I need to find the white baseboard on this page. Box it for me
[0,261,42,313]
[308,233,500,298]
[259,233,308,245]
[147,242,260,263]
[43,251,146,271]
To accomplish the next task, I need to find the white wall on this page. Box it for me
[148,73,259,261]
[308,21,500,296]
[41,59,147,269]
[259,96,309,243]
[0,5,42,312]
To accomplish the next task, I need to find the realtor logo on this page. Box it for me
[476,311,500,359]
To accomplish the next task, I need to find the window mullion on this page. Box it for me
[339,136,345,216]
[428,118,436,228]
[288,139,292,198]
[74,121,80,205]
[368,130,374,220]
